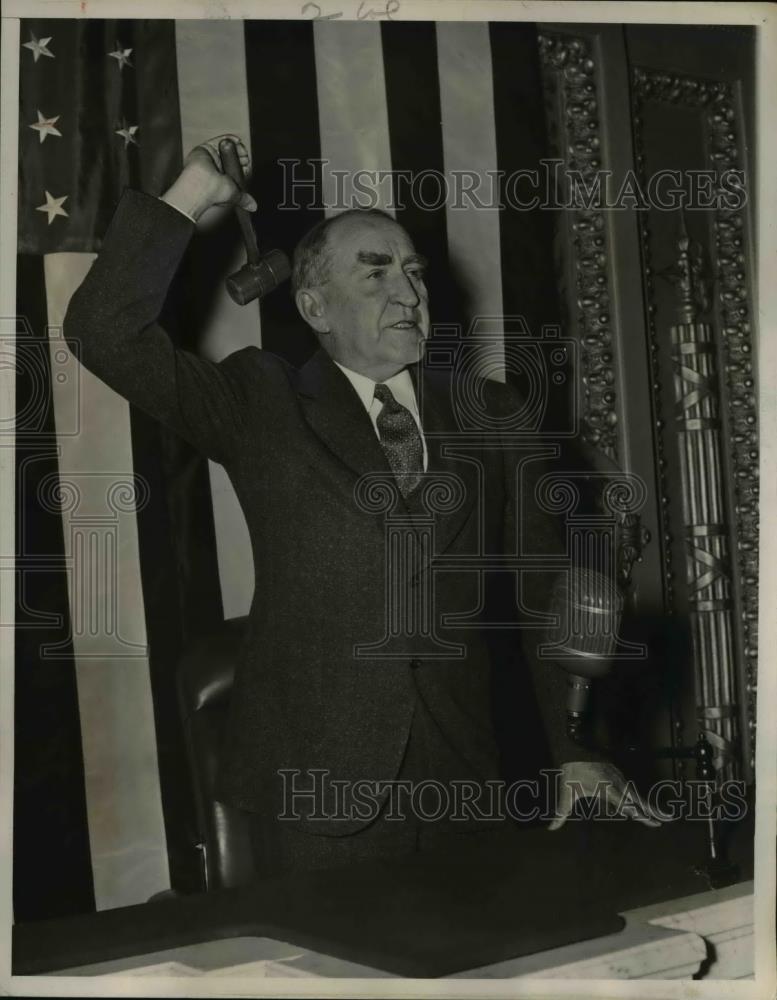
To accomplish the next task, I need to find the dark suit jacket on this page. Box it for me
[63,189,596,835]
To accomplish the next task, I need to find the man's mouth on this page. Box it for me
[389,320,418,330]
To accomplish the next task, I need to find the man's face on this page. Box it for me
[307,214,430,380]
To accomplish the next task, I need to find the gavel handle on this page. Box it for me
[218,138,261,267]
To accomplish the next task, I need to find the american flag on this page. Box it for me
[15,16,557,917]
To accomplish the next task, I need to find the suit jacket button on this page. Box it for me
[410,658,422,670]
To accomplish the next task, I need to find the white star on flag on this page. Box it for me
[108,44,133,70]
[30,110,62,144]
[115,121,139,148]
[36,191,69,225]
[23,33,55,63]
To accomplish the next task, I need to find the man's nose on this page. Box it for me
[390,271,421,308]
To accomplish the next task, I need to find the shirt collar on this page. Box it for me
[333,360,417,415]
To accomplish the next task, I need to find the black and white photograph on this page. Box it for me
[1,0,775,995]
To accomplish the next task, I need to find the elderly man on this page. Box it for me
[63,134,654,879]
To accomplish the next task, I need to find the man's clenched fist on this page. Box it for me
[161,133,257,223]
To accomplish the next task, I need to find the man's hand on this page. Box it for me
[161,134,257,224]
[549,760,663,830]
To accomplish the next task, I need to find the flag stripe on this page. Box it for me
[489,23,561,337]
[380,21,455,329]
[44,251,170,911]
[208,463,254,622]
[314,21,394,218]
[437,22,505,377]
[13,254,96,921]
[174,19,261,361]
[133,19,184,200]
[130,19,205,895]
[489,23,568,428]
[175,19,259,622]
[244,19,323,367]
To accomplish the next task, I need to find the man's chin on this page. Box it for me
[399,342,426,366]
[393,330,428,363]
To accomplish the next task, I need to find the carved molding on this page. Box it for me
[628,97,677,618]
[631,68,759,774]
[538,33,619,463]
[670,321,738,777]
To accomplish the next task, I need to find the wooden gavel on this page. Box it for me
[218,138,291,306]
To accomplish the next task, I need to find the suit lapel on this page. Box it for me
[296,350,477,557]
[408,364,478,558]
[296,349,393,484]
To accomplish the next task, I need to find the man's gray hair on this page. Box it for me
[291,207,396,296]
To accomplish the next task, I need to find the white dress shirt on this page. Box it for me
[334,361,428,472]
[161,197,199,224]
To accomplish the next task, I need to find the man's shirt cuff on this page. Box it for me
[159,196,198,225]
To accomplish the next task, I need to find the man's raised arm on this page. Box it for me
[63,134,261,466]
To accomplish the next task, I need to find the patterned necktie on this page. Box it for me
[374,383,424,498]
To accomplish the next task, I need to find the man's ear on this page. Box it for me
[295,288,330,335]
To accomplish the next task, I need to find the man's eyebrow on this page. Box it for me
[353,250,429,269]
[355,251,393,266]
[403,253,428,269]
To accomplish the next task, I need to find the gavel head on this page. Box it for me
[226,249,291,306]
